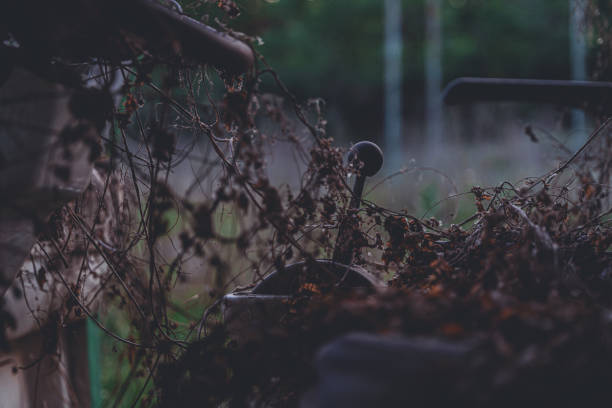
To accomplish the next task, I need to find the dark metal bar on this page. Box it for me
[443,77,612,110]
[332,142,383,266]
[134,0,254,73]
[0,0,254,74]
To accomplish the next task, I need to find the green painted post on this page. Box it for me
[87,318,102,408]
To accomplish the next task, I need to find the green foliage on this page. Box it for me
[443,0,570,80]
[229,0,571,93]
[210,0,573,142]
[419,182,439,214]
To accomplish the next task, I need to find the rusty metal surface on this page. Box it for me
[0,320,91,407]
[0,67,92,295]
[252,260,382,295]
[223,261,383,343]
[0,0,254,74]
[137,0,254,73]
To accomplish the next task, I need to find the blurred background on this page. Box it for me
[196,0,610,219]
[100,0,612,404]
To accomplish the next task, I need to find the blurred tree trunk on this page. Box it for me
[384,0,403,170]
[425,0,442,155]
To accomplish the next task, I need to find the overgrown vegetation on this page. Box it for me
[3,0,612,406]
